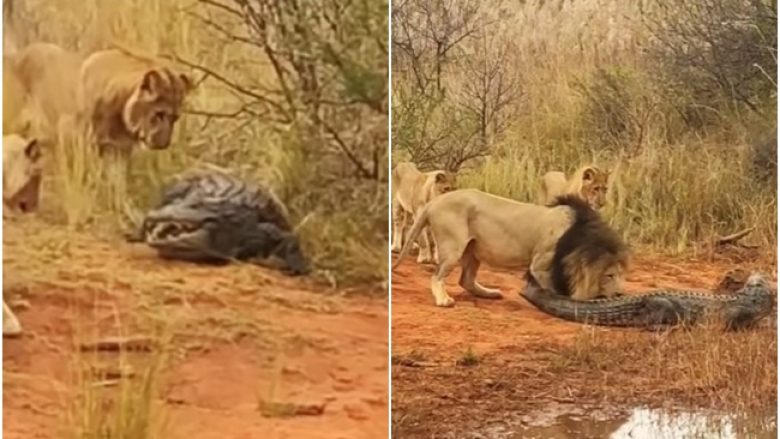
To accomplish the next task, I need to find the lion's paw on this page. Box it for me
[435,296,455,307]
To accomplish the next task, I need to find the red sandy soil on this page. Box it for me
[3,218,388,439]
[391,253,776,436]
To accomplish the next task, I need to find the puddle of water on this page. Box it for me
[473,404,776,439]
[516,407,776,439]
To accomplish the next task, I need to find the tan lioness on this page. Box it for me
[78,46,194,155]
[3,56,29,135]
[3,133,43,337]
[3,134,42,217]
[540,165,610,210]
[391,161,456,263]
[393,189,629,307]
[6,42,82,143]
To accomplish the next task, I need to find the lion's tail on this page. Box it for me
[391,204,430,271]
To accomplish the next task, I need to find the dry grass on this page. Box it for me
[550,322,778,412]
[65,325,173,439]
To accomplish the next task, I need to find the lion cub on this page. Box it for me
[391,162,456,263]
[393,189,629,307]
[540,165,610,210]
[3,134,43,337]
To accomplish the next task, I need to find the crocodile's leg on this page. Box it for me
[274,234,310,276]
[459,242,502,299]
[239,223,310,276]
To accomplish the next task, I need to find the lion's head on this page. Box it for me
[550,194,630,300]
[124,67,193,150]
[432,170,457,195]
[3,134,42,213]
[573,165,609,210]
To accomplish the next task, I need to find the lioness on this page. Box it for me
[6,42,82,143]
[391,162,456,263]
[3,134,42,216]
[3,133,43,337]
[540,165,610,210]
[78,47,193,155]
[393,189,629,307]
[392,162,457,258]
[3,56,29,135]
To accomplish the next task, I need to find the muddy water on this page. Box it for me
[475,404,776,439]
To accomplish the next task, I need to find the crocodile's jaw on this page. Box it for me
[144,222,224,261]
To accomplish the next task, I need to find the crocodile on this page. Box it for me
[520,272,775,330]
[130,170,310,276]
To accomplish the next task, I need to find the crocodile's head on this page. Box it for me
[141,203,223,261]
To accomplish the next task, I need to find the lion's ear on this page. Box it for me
[140,69,165,95]
[24,138,41,161]
[178,73,194,93]
[582,167,595,182]
[435,172,447,183]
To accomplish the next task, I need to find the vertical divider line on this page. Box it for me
[386,0,394,436]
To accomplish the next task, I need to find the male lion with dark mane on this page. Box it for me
[78,47,194,155]
[392,189,629,307]
[540,165,610,210]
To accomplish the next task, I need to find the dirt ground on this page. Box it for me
[3,218,388,439]
[391,253,776,437]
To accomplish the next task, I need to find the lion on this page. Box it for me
[3,134,42,217]
[392,189,629,307]
[5,42,82,143]
[3,56,29,135]
[77,46,194,156]
[3,133,43,337]
[540,165,610,210]
[391,161,456,264]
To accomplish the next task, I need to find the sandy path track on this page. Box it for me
[3,218,388,439]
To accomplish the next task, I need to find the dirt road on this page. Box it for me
[391,254,776,437]
[3,218,388,439]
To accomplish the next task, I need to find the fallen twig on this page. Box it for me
[78,336,156,352]
[715,227,755,246]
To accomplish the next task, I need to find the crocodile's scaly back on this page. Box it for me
[520,272,774,330]
[158,171,292,231]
